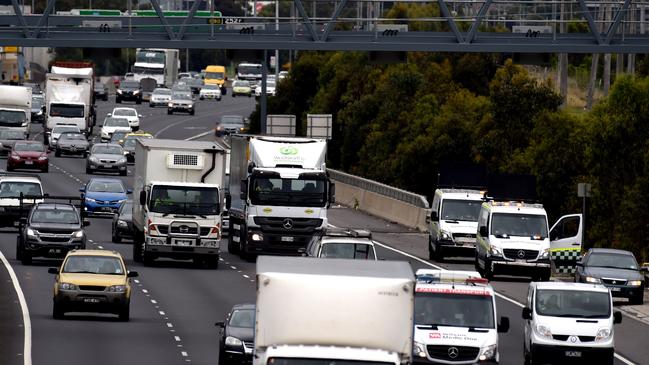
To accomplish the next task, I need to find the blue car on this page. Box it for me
[81,178,132,215]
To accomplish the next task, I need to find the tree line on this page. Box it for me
[251,51,649,262]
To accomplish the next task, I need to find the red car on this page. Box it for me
[7,141,49,173]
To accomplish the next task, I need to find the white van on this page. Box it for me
[413,269,509,364]
[475,200,583,281]
[523,282,621,365]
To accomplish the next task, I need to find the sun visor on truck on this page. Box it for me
[486,173,537,202]
[437,162,487,190]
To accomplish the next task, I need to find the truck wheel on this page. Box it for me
[133,232,143,262]
[483,259,494,281]
[434,242,444,262]
[227,235,239,254]
[428,236,435,260]
[167,110,172,115]
[112,229,122,243]
[52,302,65,320]
[86,166,92,175]
[120,170,127,176]
[207,257,219,269]
[136,99,142,105]
[55,149,61,157]
[630,293,644,305]
[116,98,121,104]
[190,110,195,116]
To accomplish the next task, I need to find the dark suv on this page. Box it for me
[17,202,89,265]
[116,80,142,104]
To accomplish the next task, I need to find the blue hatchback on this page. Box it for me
[81,178,132,215]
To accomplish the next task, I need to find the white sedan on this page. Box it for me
[101,117,132,142]
[108,107,141,131]
[254,80,276,97]
[199,84,222,101]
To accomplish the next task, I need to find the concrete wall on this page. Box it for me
[333,179,430,232]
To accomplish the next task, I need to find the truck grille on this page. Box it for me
[553,335,596,342]
[155,225,212,236]
[426,345,479,362]
[503,249,538,260]
[601,278,627,285]
[253,217,323,234]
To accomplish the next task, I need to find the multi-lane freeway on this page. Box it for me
[0,94,647,365]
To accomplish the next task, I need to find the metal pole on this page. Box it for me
[275,0,279,79]
[260,50,268,134]
[582,195,587,249]
[185,48,189,72]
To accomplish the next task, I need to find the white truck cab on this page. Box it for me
[428,189,484,261]
[413,269,509,364]
[0,175,44,227]
[475,200,583,281]
[522,282,621,365]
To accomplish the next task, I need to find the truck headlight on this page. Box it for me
[133,90,140,94]
[538,248,550,259]
[168,103,173,107]
[479,344,497,361]
[585,276,601,283]
[251,233,263,241]
[535,324,552,339]
[202,240,220,247]
[117,220,128,227]
[148,237,165,245]
[225,336,242,347]
[595,327,612,341]
[440,230,452,240]
[117,89,123,94]
[107,285,127,293]
[628,280,643,286]
[59,282,78,290]
[73,230,84,238]
[413,341,426,358]
[489,245,503,257]
[118,157,127,164]
[26,228,38,237]
[89,156,99,163]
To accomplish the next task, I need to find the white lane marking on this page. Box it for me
[167,323,174,328]
[230,266,237,270]
[185,131,211,141]
[151,299,157,304]
[0,249,32,365]
[142,289,148,293]
[154,115,202,138]
[159,310,165,315]
[97,246,104,249]
[181,351,188,357]
[133,279,139,283]
[243,274,249,278]
[174,336,181,342]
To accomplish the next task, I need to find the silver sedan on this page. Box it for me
[86,143,127,176]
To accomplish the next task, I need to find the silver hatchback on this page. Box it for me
[86,143,127,176]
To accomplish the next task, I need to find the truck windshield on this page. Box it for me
[49,104,84,118]
[269,360,392,365]
[415,292,495,329]
[238,65,261,76]
[0,182,42,198]
[135,50,166,64]
[535,289,610,318]
[250,177,327,207]
[205,71,224,79]
[149,185,220,216]
[132,66,164,75]
[441,199,482,221]
[0,110,27,126]
[490,213,548,238]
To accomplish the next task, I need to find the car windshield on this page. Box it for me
[173,92,192,100]
[415,292,495,328]
[0,130,24,140]
[205,71,224,79]
[53,126,79,134]
[203,84,219,90]
[62,256,124,275]
[153,89,171,96]
[113,109,136,117]
[121,81,139,89]
[50,104,84,118]
[238,65,261,75]
[266,81,276,87]
[491,213,548,238]
[441,199,482,222]
[94,83,105,90]
[14,143,44,152]
[111,132,128,143]
[32,97,44,108]
[92,145,123,155]
[31,208,79,224]
[59,133,86,141]
[229,309,255,328]
[124,136,151,147]
[88,180,125,193]
[586,252,639,270]
[221,116,243,126]
[0,110,27,125]
[320,242,375,260]
[233,80,250,87]
[149,185,219,216]
[535,289,610,318]
[0,182,42,198]
[250,176,327,207]
[104,118,130,127]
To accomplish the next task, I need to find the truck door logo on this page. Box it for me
[447,347,459,359]
[282,218,294,230]
[279,146,298,155]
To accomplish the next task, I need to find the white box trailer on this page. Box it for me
[255,256,415,365]
[132,139,227,268]
[45,72,93,139]
[0,85,32,136]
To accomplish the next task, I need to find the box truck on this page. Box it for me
[0,85,32,137]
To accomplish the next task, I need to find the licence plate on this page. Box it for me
[83,298,101,303]
[101,207,113,212]
[176,239,192,246]
[611,287,621,292]
[565,351,582,357]
[48,248,61,254]
[516,259,527,263]
[103,164,112,168]
[281,236,294,242]
[25,161,33,165]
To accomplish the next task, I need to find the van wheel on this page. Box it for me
[228,234,239,254]
[427,236,435,260]
[630,293,644,305]
[52,302,65,319]
[483,259,494,280]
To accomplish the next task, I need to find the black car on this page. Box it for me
[17,202,89,265]
[575,248,646,304]
[215,115,246,137]
[94,82,109,101]
[216,304,255,365]
[31,94,45,123]
[116,80,142,104]
[112,200,133,243]
[55,132,89,157]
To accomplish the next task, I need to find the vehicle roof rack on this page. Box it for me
[322,228,372,240]
[415,269,489,286]
[437,162,487,190]
[18,193,87,218]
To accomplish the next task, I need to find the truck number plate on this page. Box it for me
[48,248,61,254]
[611,287,621,292]
[565,351,581,357]
[83,298,100,303]
[176,239,192,246]
[281,236,294,242]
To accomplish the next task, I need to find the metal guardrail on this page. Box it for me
[327,168,429,209]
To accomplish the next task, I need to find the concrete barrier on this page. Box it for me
[328,169,430,232]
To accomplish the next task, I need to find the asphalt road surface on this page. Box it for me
[0,93,645,365]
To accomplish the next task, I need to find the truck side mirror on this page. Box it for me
[225,193,231,210]
[522,307,532,320]
[497,316,510,333]
[239,180,248,200]
[430,211,438,221]
[614,311,622,324]
[329,183,336,204]
[479,226,488,237]
[47,267,59,274]
[139,190,146,206]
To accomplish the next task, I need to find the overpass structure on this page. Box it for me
[1,0,649,53]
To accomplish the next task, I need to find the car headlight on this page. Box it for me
[117,220,128,227]
[148,237,165,245]
[85,197,96,203]
[629,280,643,286]
[413,341,426,358]
[36,110,42,115]
[38,155,48,161]
[26,228,38,237]
[89,156,99,163]
[225,336,242,347]
[73,230,84,238]
[489,245,503,257]
[107,285,127,293]
[59,282,78,290]
[118,157,127,164]
[11,154,20,160]
[123,151,129,155]
[117,89,123,94]
[539,248,550,259]
[440,230,452,240]
[251,233,263,241]
[202,240,220,247]
[479,344,497,361]
[585,276,601,283]
[168,103,173,107]
[535,324,552,338]
[596,327,612,341]
[133,90,140,94]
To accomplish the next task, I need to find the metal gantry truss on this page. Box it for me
[2,0,649,53]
